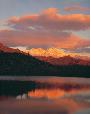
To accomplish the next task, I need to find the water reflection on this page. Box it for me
[16,94,27,100]
[0,77,90,114]
[27,88,90,102]
[28,89,65,99]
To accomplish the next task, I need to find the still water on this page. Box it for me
[0,76,90,114]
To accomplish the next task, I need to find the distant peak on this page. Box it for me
[25,47,66,58]
[24,47,90,59]
[27,48,46,56]
[46,47,65,57]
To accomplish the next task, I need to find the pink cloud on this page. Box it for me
[0,8,90,52]
[8,8,90,31]
[0,29,90,50]
[64,5,90,12]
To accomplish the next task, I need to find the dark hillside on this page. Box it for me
[0,52,90,77]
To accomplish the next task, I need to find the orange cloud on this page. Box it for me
[0,8,90,53]
[8,8,90,31]
[0,29,90,50]
[64,6,90,12]
[42,8,58,15]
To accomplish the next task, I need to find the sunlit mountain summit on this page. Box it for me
[25,47,76,58]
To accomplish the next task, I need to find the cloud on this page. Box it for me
[0,8,90,53]
[64,5,90,12]
[0,29,90,50]
[8,8,90,31]
[71,47,90,53]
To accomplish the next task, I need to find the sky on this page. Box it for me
[0,0,90,56]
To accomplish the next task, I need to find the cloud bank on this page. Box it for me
[8,8,90,31]
[64,5,90,12]
[0,8,90,54]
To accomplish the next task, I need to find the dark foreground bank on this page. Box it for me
[0,52,90,77]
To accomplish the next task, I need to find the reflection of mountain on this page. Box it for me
[0,80,36,96]
[0,42,90,77]
[1,79,90,98]
[28,88,90,100]
[28,89,65,99]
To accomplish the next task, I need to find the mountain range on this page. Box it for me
[0,42,90,66]
[35,56,90,66]
[25,48,90,66]
[0,42,90,77]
